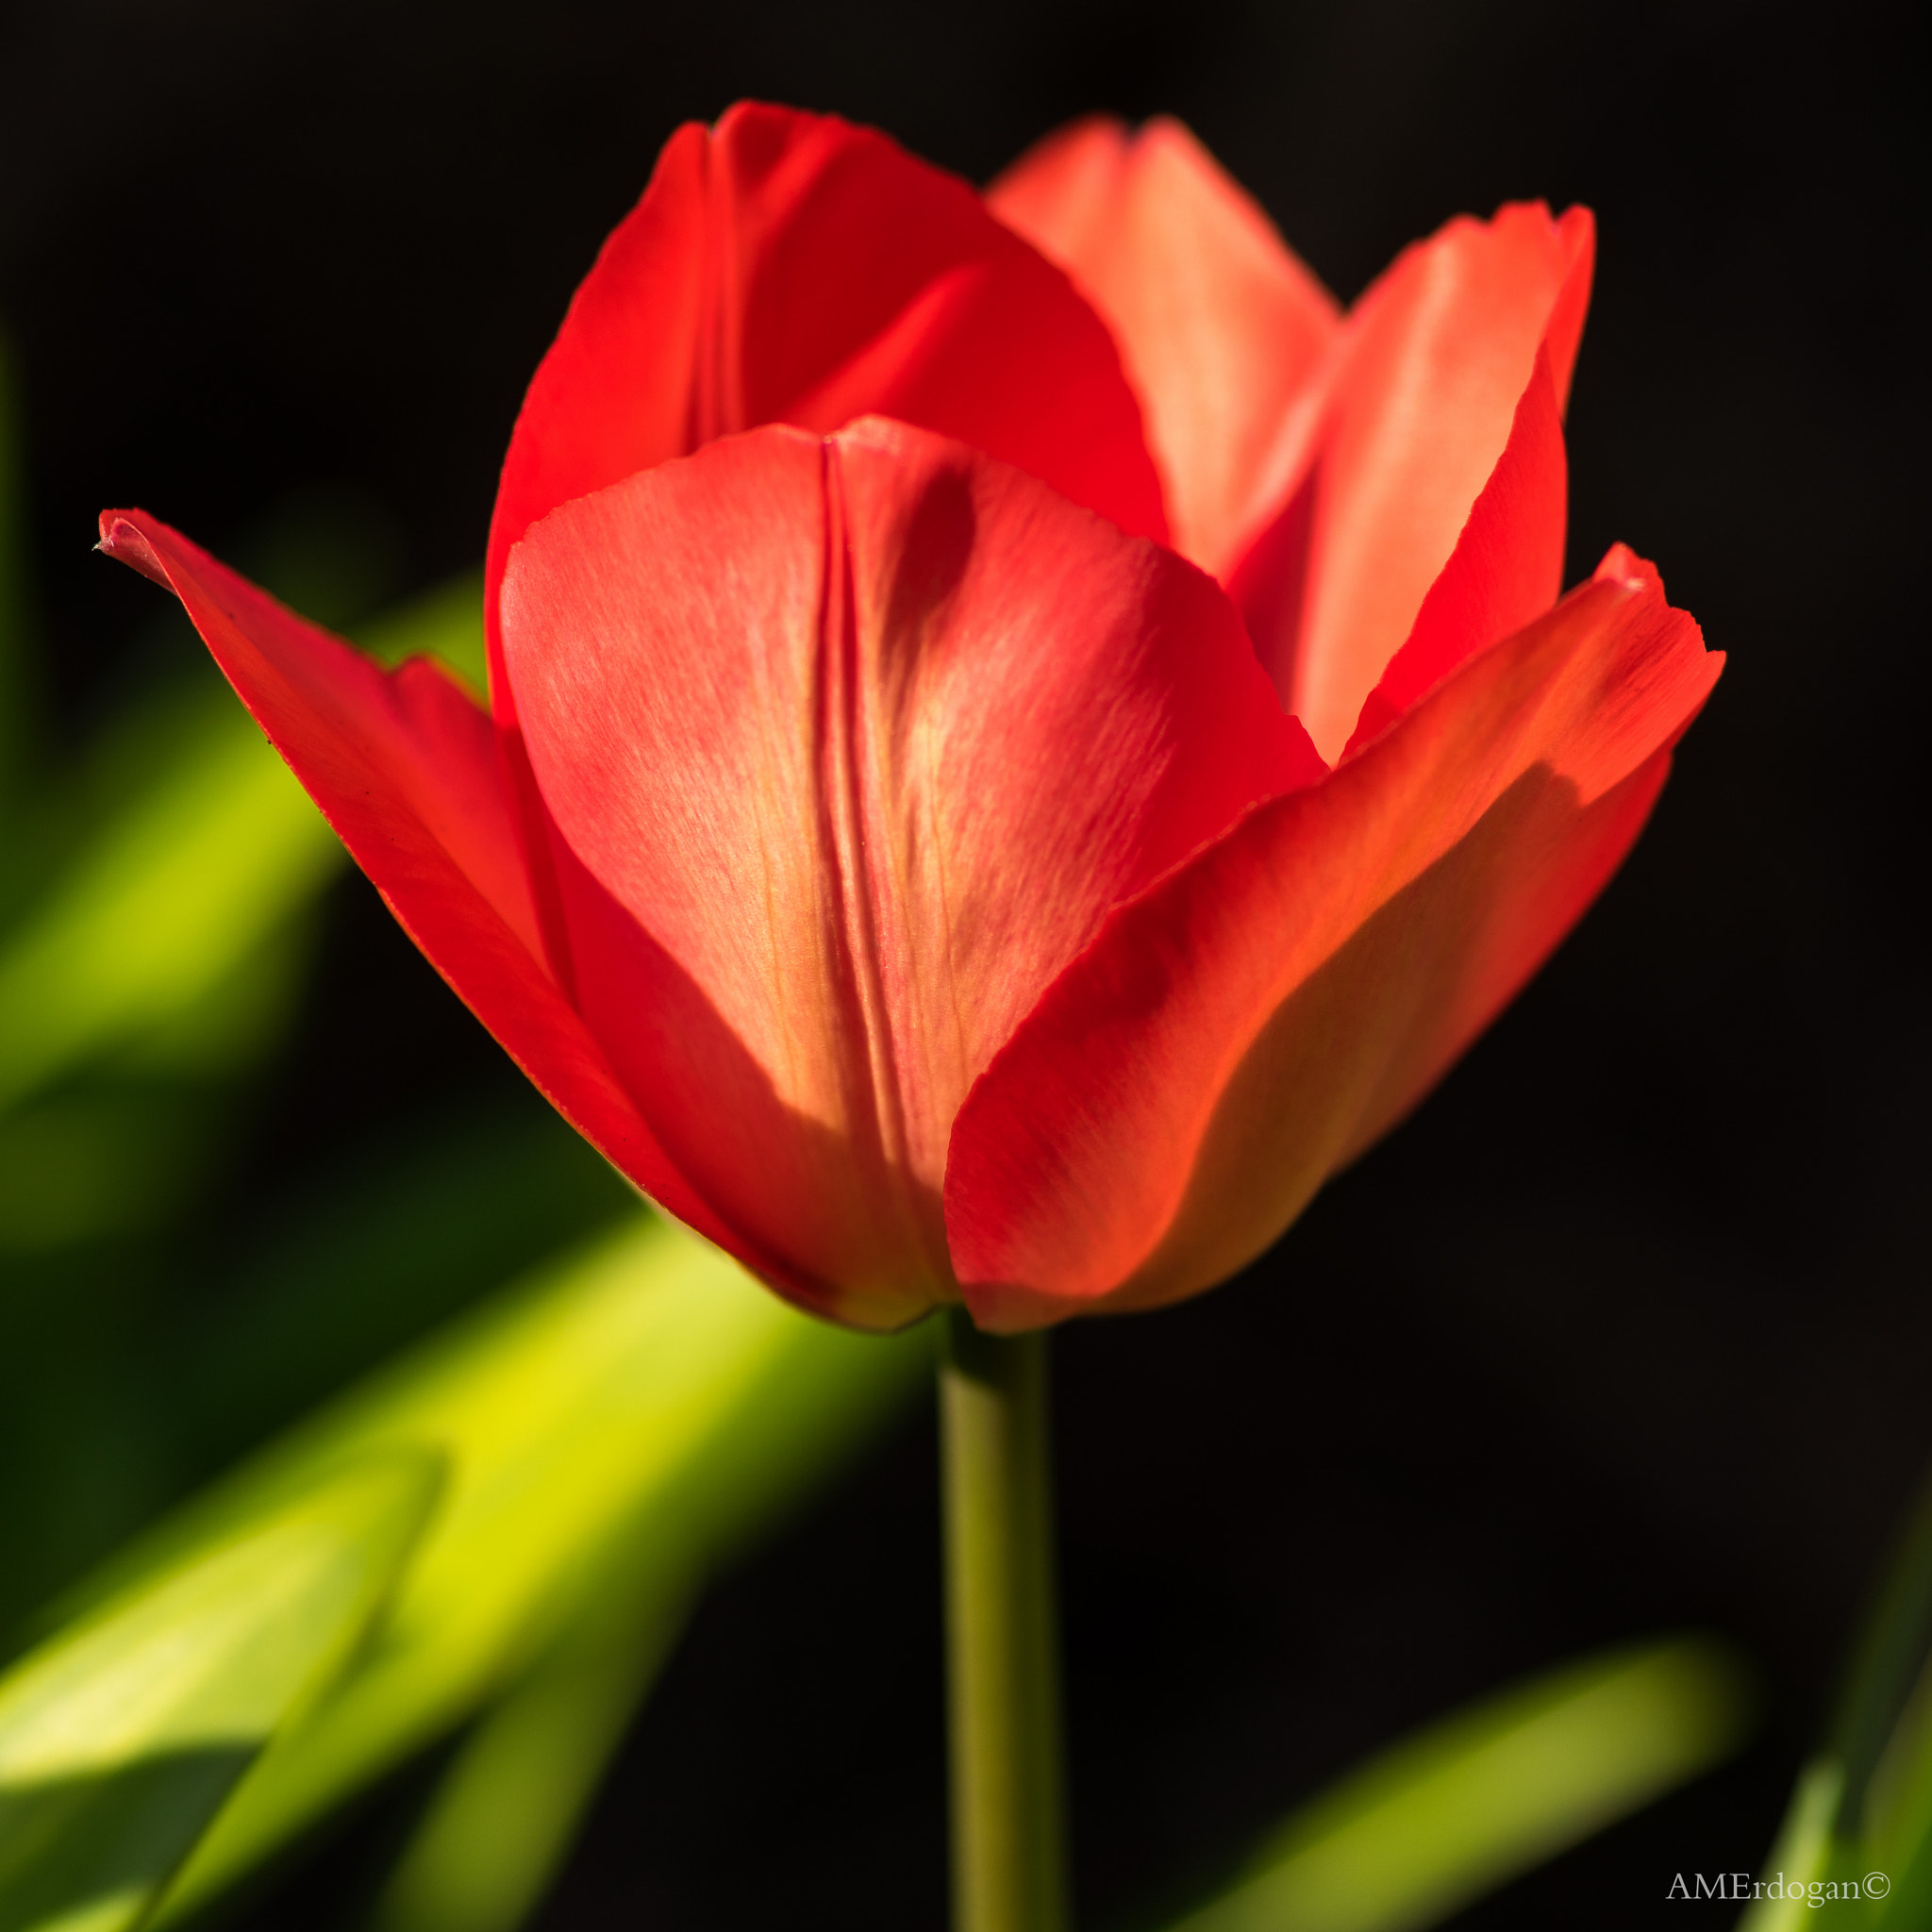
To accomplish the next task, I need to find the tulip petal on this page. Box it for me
[1257,202,1594,760]
[499,420,1317,1330]
[94,511,764,1278]
[989,115,1341,580]
[945,550,1721,1330]
[487,103,1166,708]
[1341,342,1567,758]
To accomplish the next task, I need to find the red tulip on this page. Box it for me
[101,104,1721,1333]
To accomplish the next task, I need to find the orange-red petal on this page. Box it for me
[1252,202,1594,758]
[94,509,781,1284]
[487,103,1167,710]
[1341,342,1568,758]
[945,548,1721,1330]
[498,420,1317,1329]
[989,115,1341,581]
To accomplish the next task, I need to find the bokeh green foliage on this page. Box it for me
[1736,1471,1932,1928]
[0,1457,438,1932]
[0,324,1776,1929]
[1170,1638,1751,1932]
[145,1220,929,1926]
[0,328,927,1926]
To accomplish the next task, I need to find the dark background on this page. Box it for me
[1,0,1924,1925]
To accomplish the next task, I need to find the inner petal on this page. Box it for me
[500,418,1315,1316]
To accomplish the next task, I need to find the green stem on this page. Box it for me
[940,1308,1070,1932]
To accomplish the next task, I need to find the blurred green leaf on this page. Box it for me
[0,551,486,1117]
[1833,1478,1932,1836]
[1165,1637,1754,1932]
[0,701,341,1113]
[77,1214,930,1924]
[0,1455,438,1932]
[110,912,316,1086]
[1867,1663,1932,1920]
[370,1567,691,1932]
[165,1099,634,1480]
[1740,1469,1932,1927]
[1737,1761,1847,1929]
[0,1092,628,1646]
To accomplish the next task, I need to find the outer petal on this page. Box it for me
[487,102,1167,703]
[94,509,779,1287]
[499,420,1318,1330]
[945,548,1722,1331]
[1247,202,1595,761]
[989,115,1341,580]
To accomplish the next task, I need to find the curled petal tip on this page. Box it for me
[1592,541,1666,596]
[96,510,173,589]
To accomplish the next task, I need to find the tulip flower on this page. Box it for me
[100,104,1720,1340]
[104,105,1724,1932]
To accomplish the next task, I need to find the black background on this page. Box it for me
[1,0,1925,1925]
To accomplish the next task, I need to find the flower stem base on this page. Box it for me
[940,1308,1070,1932]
